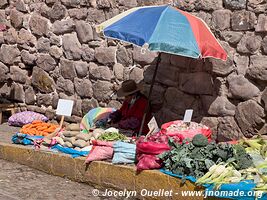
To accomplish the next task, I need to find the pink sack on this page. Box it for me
[91,140,115,147]
[136,154,162,171]
[135,135,171,171]
[136,137,171,155]
[85,146,113,163]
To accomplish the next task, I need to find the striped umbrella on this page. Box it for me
[96,5,227,60]
[96,5,227,135]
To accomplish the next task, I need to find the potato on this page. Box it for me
[62,131,80,137]
[92,128,105,139]
[66,123,80,131]
[73,139,88,148]
[76,133,91,141]
[74,147,81,151]
[63,136,76,144]
[64,141,73,148]
[53,136,65,146]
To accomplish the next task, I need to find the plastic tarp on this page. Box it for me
[80,107,115,132]
[12,132,44,145]
[51,144,89,158]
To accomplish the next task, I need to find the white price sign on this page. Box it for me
[147,116,159,134]
[183,109,193,123]
[56,99,74,117]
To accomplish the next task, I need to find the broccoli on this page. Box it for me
[216,143,234,161]
[232,144,254,170]
[233,144,246,155]
[192,134,208,147]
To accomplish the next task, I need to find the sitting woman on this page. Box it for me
[109,80,152,135]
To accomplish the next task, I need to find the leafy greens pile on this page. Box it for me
[97,132,127,141]
[158,134,253,179]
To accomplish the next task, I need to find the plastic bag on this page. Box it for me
[8,111,48,127]
[112,142,136,164]
[136,136,171,155]
[135,136,171,171]
[136,154,162,170]
[112,152,136,164]
[85,146,113,163]
[91,140,114,147]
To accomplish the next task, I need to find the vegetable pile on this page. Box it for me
[238,137,267,191]
[98,132,127,141]
[166,121,209,132]
[196,136,267,191]
[240,137,267,158]
[159,134,253,179]
[20,120,59,136]
[196,164,244,185]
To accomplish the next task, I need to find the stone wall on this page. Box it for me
[0,0,266,140]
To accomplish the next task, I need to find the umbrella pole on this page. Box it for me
[138,53,161,136]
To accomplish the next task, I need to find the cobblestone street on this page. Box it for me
[0,159,118,200]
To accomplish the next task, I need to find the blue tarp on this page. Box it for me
[12,132,44,145]
[160,169,266,200]
[51,144,89,158]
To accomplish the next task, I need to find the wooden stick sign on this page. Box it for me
[56,99,74,129]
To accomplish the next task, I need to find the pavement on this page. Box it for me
[0,159,118,200]
[0,123,19,143]
[0,123,216,200]
[0,123,122,200]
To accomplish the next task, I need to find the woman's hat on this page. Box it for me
[117,80,141,97]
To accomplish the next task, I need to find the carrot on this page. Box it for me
[21,121,58,136]
[24,124,33,129]
[32,120,43,124]
[21,128,29,133]
[36,126,48,131]
[23,124,31,128]
[42,132,49,136]
[46,127,56,133]
[27,132,33,136]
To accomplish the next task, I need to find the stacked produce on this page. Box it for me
[161,120,212,140]
[20,120,59,136]
[95,127,128,142]
[238,137,267,191]
[239,137,267,158]
[98,132,127,141]
[56,125,127,150]
[159,133,267,193]
[58,128,104,150]
[196,137,267,191]
[196,164,244,185]
[159,134,253,179]
[166,121,209,132]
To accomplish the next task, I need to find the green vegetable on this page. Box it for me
[159,138,233,179]
[192,134,208,147]
[231,144,253,170]
[159,136,253,179]
[196,164,226,184]
[197,164,244,185]
[97,132,127,141]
